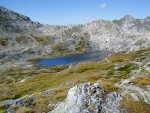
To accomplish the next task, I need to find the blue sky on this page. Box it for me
[0,0,150,25]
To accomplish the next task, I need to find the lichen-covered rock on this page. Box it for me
[50,82,122,113]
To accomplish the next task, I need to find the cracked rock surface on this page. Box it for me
[50,83,122,113]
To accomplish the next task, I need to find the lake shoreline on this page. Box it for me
[38,50,112,67]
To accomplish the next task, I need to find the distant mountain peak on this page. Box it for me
[113,15,136,28]
[0,6,31,21]
[144,16,150,21]
[120,15,136,21]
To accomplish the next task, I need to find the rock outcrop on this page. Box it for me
[116,75,150,104]
[50,83,122,113]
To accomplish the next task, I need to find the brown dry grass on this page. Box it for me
[31,94,55,113]
[0,48,149,103]
[100,78,119,92]
[47,88,68,104]
[16,107,33,113]
[132,73,150,88]
[121,95,150,113]
[108,52,132,62]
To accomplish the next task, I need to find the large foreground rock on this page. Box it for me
[50,82,122,113]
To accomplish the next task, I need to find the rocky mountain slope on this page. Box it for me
[0,6,92,67]
[39,15,150,52]
[0,6,150,67]
[0,6,150,113]
[0,6,47,67]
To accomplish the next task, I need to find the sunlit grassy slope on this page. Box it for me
[0,48,149,103]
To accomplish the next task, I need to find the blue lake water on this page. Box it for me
[38,51,110,66]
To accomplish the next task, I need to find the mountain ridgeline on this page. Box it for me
[0,6,150,113]
[0,6,150,66]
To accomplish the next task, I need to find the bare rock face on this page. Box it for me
[0,6,43,33]
[113,15,136,28]
[50,83,122,113]
[0,6,45,66]
[39,16,150,53]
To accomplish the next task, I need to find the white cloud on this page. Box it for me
[100,3,107,8]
